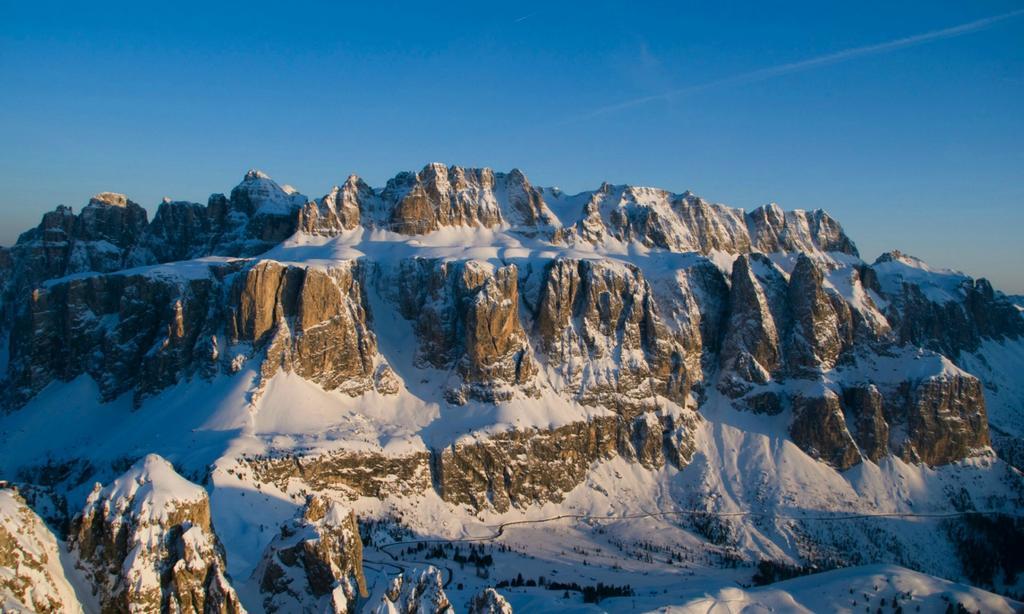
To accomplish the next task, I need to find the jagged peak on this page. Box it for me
[749,201,784,218]
[244,168,272,181]
[874,249,930,269]
[89,192,130,207]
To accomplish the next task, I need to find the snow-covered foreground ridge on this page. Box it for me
[1,163,1023,613]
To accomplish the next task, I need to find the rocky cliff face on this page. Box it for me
[377,164,556,235]
[298,175,368,235]
[373,566,452,614]
[434,412,695,512]
[552,184,858,257]
[4,193,151,300]
[231,260,397,397]
[5,266,226,407]
[0,485,82,613]
[241,411,696,513]
[0,162,1011,493]
[3,256,396,408]
[466,588,513,614]
[873,251,1024,357]
[0,163,1020,611]
[532,258,697,412]
[70,454,243,613]
[256,494,367,613]
[381,258,535,403]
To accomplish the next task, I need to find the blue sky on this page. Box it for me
[2,1,1022,292]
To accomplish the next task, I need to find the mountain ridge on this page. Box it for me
[1,163,1023,613]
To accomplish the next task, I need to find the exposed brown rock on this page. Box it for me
[841,384,889,462]
[256,494,367,613]
[789,392,861,470]
[0,486,82,613]
[718,255,786,394]
[70,455,243,614]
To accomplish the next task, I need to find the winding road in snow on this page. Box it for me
[373,507,1023,588]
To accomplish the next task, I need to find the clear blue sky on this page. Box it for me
[2,1,1022,292]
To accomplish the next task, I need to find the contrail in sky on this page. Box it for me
[569,9,1024,122]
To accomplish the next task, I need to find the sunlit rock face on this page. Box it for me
[0,165,1017,561]
[0,486,82,613]
[69,455,244,614]
[255,494,367,613]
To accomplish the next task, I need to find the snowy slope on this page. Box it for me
[651,564,1021,613]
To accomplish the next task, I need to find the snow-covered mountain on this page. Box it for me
[1,163,1022,613]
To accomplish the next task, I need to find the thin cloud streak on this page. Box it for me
[570,9,1024,122]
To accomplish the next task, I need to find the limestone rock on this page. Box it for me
[231,260,394,396]
[841,385,889,462]
[894,371,990,466]
[4,193,151,297]
[871,251,1024,357]
[256,494,367,613]
[213,170,308,256]
[434,413,691,512]
[0,485,83,613]
[533,258,694,412]
[379,163,556,235]
[555,186,857,256]
[467,588,513,614]
[374,566,452,614]
[5,267,226,407]
[144,199,214,263]
[70,454,244,614]
[787,253,851,372]
[241,450,432,499]
[383,258,534,402]
[789,391,861,470]
[747,203,858,255]
[299,175,368,235]
[718,255,787,394]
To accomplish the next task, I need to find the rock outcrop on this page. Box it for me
[231,260,396,396]
[434,412,695,512]
[298,175,368,235]
[242,450,433,500]
[374,566,452,614]
[873,251,1024,357]
[5,265,227,407]
[144,199,215,263]
[4,193,151,298]
[256,494,367,613]
[242,411,696,513]
[789,391,861,470]
[531,258,717,412]
[718,254,786,394]
[0,485,82,613]
[70,454,243,613]
[383,259,534,402]
[553,185,857,256]
[377,164,556,235]
[3,257,395,408]
[747,203,858,255]
[787,253,853,373]
[789,365,990,469]
[0,165,1011,479]
[467,588,513,614]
